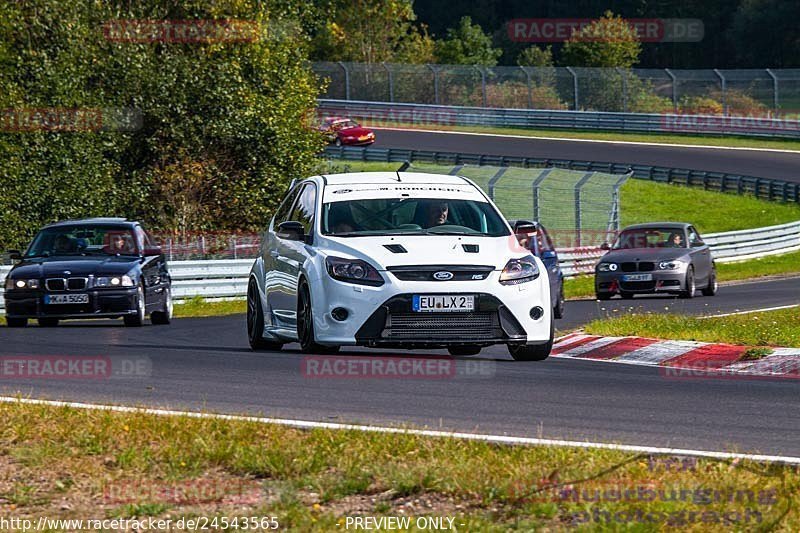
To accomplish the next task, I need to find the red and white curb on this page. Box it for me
[553,333,800,378]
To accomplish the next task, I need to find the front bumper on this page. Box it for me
[595,270,686,295]
[4,288,139,319]
[308,267,551,347]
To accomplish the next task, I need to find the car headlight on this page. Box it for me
[6,278,39,290]
[658,260,685,270]
[597,263,618,272]
[325,256,384,286]
[94,275,135,288]
[499,255,540,285]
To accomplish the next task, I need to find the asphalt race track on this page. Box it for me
[374,128,800,183]
[2,276,798,456]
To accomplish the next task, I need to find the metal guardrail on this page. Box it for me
[1,221,797,312]
[324,144,800,204]
[320,98,800,139]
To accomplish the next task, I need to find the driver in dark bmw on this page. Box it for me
[3,218,172,327]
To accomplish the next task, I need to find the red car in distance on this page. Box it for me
[319,116,376,146]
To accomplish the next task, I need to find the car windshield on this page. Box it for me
[613,228,687,249]
[321,198,510,237]
[331,119,358,130]
[25,225,139,257]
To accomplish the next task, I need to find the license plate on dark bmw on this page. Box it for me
[622,274,653,281]
[45,294,89,304]
[412,295,475,312]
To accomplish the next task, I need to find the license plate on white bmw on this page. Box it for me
[44,294,89,305]
[412,295,474,312]
[622,274,653,282]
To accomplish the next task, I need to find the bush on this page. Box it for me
[0,0,324,249]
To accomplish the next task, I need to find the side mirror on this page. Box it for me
[513,220,537,234]
[277,221,305,241]
[7,250,21,261]
[143,246,162,256]
[600,242,610,251]
[691,241,704,248]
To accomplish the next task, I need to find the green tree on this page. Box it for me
[560,11,641,68]
[516,45,553,67]
[0,0,325,248]
[434,16,501,66]
[311,0,434,64]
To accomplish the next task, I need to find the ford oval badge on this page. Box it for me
[433,271,453,281]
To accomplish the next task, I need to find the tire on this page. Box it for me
[297,283,339,354]
[596,292,612,301]
[701,268,718,297]
[247,279,283,351]
[124,284,146,327]
[6,317,27,328]
[150,287,173,325]
[447,345,482,356]
[507,318,554,361]
[619,291,634,300]
[679,267,696,299]
[553,284,565,319]
[38,317,59,327]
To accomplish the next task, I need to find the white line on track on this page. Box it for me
[698,303,800,318]
[2,396,799,465]
[375,127,800,154]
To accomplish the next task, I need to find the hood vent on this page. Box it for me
[462,244,479,253]
[384,244,408,254]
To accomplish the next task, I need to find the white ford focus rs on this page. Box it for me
[247,172,553,360]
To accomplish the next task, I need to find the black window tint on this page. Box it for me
[538,227,554,252]
[289,184,317,233]
[273,186,301,227]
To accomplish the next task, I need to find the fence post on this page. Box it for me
[426,64,439,105]
[486,167,508,201]
[566,67,579,110]
[766,68,779,112]
[382,62,394,102]
[713,69,727,116]
[521,66,532,109]
[337,61,350,100]
[475,66,487,107]
[574,172,594,248]
[616,67,628,112]
[531,168,553,222]
[664,69,677,111]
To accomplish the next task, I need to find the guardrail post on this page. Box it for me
[566,67,579,110]
[382,62,394,102]
[766,68,779,112]
[713,69,727,116]
[664,69,677,111]
[337,61,350,100]
[426,64,439,104]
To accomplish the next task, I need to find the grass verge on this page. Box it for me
[173,296,245,318]
[584,307,799,347]
[373,121,800,151]
[1,400,798,530]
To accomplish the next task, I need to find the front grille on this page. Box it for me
[67,277,87,290]
[620,262,654,272]
[46,278,65,291]
[387,265,494,282]
[620,281,656,291]
[383,312,498,340]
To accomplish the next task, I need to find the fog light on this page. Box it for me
[529,306,544,320]
[331,307,349,321]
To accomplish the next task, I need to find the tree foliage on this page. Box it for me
[0,0,325,249]
[560,11,642,68]
[434,16,502,66]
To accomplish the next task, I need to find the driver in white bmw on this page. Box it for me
[247,172,553,360]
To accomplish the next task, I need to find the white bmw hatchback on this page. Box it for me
[247,172,553,360]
